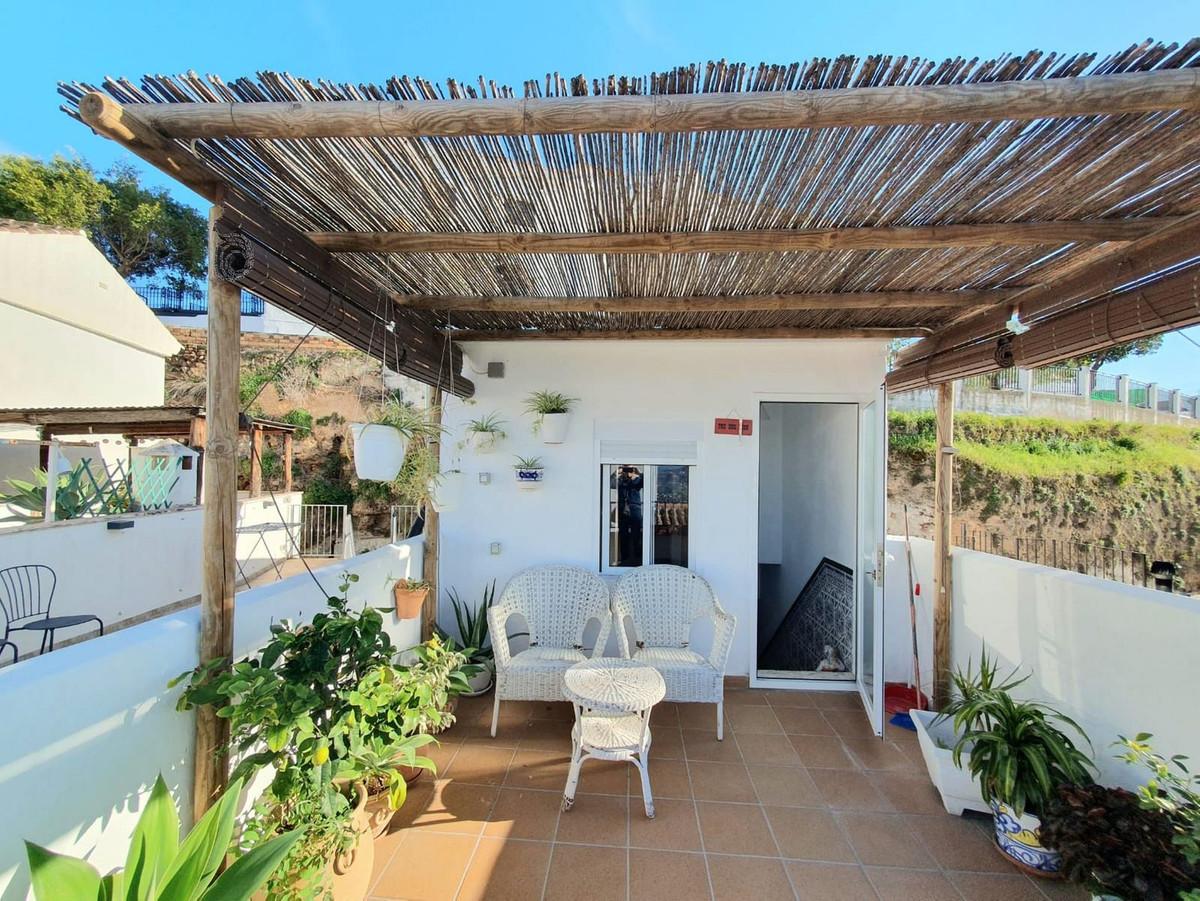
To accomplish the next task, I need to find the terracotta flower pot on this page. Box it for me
[393,583,429,619]
[327,784,376,900]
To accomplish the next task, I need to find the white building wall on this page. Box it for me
[439,340,887,677]
[0,304,166,409]
[0,540,424,900]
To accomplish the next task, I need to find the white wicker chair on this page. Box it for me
[488,564,613,737]
[611,565,736,739]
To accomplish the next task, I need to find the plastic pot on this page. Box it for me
[348,423,408,481]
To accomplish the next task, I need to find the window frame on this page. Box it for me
[600,462,692,574]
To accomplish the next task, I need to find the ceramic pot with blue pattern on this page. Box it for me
[991,801,1063,875]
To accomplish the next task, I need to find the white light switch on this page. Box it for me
[490,542,502,555]
[478,472,491,485]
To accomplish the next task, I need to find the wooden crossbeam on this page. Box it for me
[395,291,1004,313]
[313,220,1172,255]
[94,69,1200,139]
[446,327,926,341]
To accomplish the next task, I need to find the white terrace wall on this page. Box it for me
[0,493,302,656]
[0,539,423,901]
[439,339,887,676]
[883,537,1200,788]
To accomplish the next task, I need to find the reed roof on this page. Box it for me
[58,40,1200,341]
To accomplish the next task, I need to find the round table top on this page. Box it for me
[563,658,666,713]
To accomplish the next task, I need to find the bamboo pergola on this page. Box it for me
[59,39,1200,810]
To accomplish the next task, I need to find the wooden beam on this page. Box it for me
[895,211,1200,367]
[932,382,955,710]
[397,291,1000,313]
[249,427,263,497]
[313,219,1172,255]
[283,433,294,494]
[194,204,240,818]
[109,69,1200,139]
[421,388,443,643]
[446,327,928,341]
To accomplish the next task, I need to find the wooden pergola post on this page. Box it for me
[249,426,263,497]
[283,432,294,493]
[194,203,240,817]
[932,382,955,709]
[421,387,443,641]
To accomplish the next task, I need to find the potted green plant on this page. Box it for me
[350,398,442,482]
[392,577,431,619]
[465,413,506,453]
[514,455,545,487]
[442,581,496,695]
[24,775,301,901]
[524,390,577,444]
[944,653,1094,876]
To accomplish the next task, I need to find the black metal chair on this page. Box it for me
[0,639,16,665]
[0,565,104,655]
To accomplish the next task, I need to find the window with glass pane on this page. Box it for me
[603,463,690,571]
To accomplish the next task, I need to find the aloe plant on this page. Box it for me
[1,464,114,522]
[444,581,496,665]
[24,775,301,901]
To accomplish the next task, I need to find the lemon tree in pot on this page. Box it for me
[524,390,577,444]
[944,653,1094,877]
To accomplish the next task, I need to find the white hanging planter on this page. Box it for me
[428,470,465,513]
[349,423,409,481]
[469,431,501,454]
[539,413,571,444]
[514,466,545,488]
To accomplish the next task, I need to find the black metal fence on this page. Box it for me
[135,285,265,317]
[956,525,1190,594]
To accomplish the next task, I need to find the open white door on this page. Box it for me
[856,391,887,736]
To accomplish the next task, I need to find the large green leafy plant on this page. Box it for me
[442,582,496,667]
[24,775,300,901]
[940,650,1094,817]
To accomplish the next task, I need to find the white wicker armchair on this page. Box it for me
[487,564,613,737]
[611,565,736,739]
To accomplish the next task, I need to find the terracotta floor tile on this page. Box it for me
[543,844,627,901]
[650,703,682,729]
[813,691,864,710]
[1031,876,1091,899]
[630,758,692,800]
[947,870,1047,900]
[838,812,936,868]
[724,688,772,706]
[528,700,574,721]
[762,805,856,863]
[371,831,475,901]
[369,824,407,887]
[683,729,744,763]
[516,717,574,751]
[450,715,517,744]
[629,798,703,851]
[786,860,878,900]
[484,787,562,841]
[908,812,1013,872]
[443,743,516,785]
[424,737,462,776]
[557,792,628,846]
[574,758,630,796]
[503,747,572,792]
[822,709,877,739]
[726,705,784,734]
[678,703,727,732]
[788,735,855,769]
[707,853,794,901]
[649,727,686,760]
[402,779,498,835]
[457,837,553,901]
[842,739,915,771]
[696,801,778,856]
[746,764,823,807]
[773,707,837,736]
[866,772,945,815]
[766,689,820,708]
[687,761,758,802]
[737,733,804,766]
[863,867,960,901]
[629,849,711,901]
[810,769,894,812]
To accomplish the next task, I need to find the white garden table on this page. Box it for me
[561,657,666,818]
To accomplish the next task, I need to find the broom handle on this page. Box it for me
[903,504,923,710]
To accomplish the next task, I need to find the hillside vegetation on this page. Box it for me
[888,412,1200,577]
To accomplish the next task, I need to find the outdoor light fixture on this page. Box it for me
[478,472,491,485]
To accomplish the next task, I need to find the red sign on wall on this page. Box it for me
[713,417,740,436]
[741,419,753,436]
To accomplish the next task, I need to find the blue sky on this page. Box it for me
[1,0,1197,388]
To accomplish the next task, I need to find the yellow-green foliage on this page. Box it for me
[889,412,1200,480]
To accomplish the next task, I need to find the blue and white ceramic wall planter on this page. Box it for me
[992,801,1062,875]
[514,466,545,487]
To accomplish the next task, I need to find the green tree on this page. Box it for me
[0,155,207,290]
[1067,336,1163,372]
[0,155,108,229]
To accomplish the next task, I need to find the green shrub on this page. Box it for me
[279,408,314,439]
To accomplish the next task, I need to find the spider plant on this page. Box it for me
[523,390,576,417]
[372,398,444,441]
[444,582,496,666]
[513,455,544,470]
[465,413,507,437]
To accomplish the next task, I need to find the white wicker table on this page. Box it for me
[561,657,666,818]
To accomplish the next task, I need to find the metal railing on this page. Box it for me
[296,504,349,557]
[135,285,265,317]
[1031,365,1079,395]
[957,525,1188,593]
[1128,379,1152,408]
[1090,371,1119,402]
[390,505,422,543]
[963,369,1021,391]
